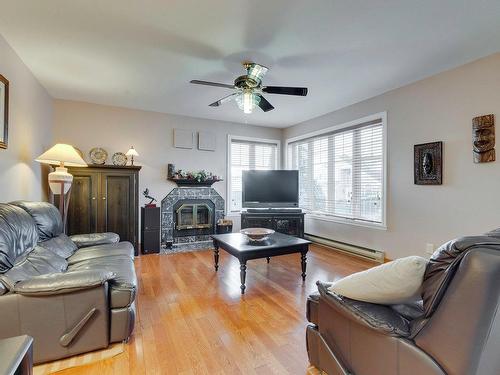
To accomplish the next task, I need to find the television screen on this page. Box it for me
[242,170,299,208]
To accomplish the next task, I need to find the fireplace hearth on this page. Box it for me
[161,187,224,252]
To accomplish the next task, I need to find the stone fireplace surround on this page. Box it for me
[161,187,224,252]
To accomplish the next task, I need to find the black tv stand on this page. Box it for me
[245,208,303,213]
[241,210,305,238]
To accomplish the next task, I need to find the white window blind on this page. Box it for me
[288,118,384,224]
[229,138,279,211]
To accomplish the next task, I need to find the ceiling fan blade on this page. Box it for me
[257,95,274,112]
[209,93,238,107]
[190,80,234,89]
[262,86,308,96]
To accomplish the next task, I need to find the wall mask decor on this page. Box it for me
[414,141,443,185]
[472,114,495,163]
[0,74,9,149]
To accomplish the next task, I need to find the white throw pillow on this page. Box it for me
[328,256,428,304]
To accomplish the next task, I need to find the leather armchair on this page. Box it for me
[0,201,137,364]
[306,231,500,375]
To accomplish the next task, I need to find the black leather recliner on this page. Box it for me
[306,230,500,375]
[0,201,137,364]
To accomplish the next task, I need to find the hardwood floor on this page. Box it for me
[58,244,373,375]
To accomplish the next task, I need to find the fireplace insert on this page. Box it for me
[173,199,215,237]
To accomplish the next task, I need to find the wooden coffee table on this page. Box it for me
[211,232,311,294]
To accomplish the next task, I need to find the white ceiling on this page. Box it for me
[1,1,500,128]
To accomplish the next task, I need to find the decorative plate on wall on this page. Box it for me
[112,152,128,166]
[89,147,108,164]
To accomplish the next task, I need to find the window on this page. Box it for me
[287,113,386,227]
[228,136,280,212]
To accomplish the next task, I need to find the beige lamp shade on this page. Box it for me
[125,146,139,157]
[35,144,87,195]
[126,146,139,166]
[36,143,87,167]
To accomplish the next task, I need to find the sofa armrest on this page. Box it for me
[317,281,410,337]
[69,233,120,248]
[13,270,115,296]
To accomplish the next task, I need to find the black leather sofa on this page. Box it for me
[306,230,500,375]
[0,201,137,364]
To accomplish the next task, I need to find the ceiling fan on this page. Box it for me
[190,62,308,114]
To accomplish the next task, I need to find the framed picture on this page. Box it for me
[414,141,443,185]
[0,74,8,149]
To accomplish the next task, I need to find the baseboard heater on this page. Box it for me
[305,234,385,263]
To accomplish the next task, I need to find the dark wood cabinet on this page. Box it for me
[241,211,305,238]
[65,165,141,254]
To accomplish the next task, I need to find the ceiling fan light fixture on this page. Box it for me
[190,61,307,113]
[246,63,268,83]
[236,91,260,114]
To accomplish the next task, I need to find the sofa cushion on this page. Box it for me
[0,246,68,289]
[319,282,411,337]
[67,242,134,265]
[329,256,428,304]
[39,234,78,259]
[68,255,136,308]
[0,204,39,273]
[70,233,120,248]
[11,201,63,241]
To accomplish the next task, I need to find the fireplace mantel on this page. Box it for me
[168,177,223,187]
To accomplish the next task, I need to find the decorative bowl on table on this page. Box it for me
[240,228,275,242]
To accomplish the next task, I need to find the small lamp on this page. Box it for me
[126,146,139,166]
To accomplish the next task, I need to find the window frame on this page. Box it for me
[226,134,281,215]
[285,112,387,230]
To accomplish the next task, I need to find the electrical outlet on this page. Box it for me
[425,243,434,255]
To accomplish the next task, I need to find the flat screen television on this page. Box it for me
[242,170,299,208]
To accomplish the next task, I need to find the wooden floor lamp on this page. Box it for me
[35,144,87,233]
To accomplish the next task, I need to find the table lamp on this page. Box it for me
[36,143,87,193]
[126,146,139,166]
[35,144,87,230]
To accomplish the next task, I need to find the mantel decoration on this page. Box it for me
[0,74,9,149]
[414,141,443,185]
[472,114,495,163]
[167,163,222,186]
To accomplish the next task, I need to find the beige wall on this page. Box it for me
[0,35,53,202]
[53,100,282,230]
[283,53,500,259]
